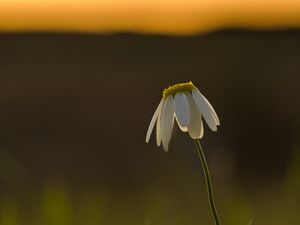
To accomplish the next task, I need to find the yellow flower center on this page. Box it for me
[163,81,196,99]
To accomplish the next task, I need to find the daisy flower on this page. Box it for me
[145,81,222,225]
[146,81,220,151]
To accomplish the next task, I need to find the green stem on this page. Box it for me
[194,139,221,225]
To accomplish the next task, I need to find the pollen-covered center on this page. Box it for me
[163,81,196,99]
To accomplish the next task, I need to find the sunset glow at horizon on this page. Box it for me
[1,0,300,34]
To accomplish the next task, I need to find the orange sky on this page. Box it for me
[1,0,300,34]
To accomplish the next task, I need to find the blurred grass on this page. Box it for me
[0,178,298,224]
[42,183,73,225]
[0,141,299,224]
[0,196,18,225]
[77,188,109,225]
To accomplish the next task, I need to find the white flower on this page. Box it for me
[146,81,220,151]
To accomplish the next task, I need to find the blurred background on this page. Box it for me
[0,1,300,225]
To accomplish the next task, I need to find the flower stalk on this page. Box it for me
[194,139,221,225]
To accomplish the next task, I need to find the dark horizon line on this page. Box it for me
[0,27,300,38]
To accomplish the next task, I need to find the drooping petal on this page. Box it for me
[192,88,218,131]
[175,114,188,132]
[185,92,204,139]
[146,99,164,143]
[174,92,190,130]
[160,95,175,151]
[156,100,164,146]
[199,92,220,125]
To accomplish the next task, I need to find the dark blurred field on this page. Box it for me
[0,30,299,225]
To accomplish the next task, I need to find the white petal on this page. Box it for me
[175,114,188,132]
[192,88,218,131]
[156,101,164,146]
[174,92,190,130]
[160,95,175,151]
[185,92,204,139]
[146,99,164,143]
[199,92,220,125]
